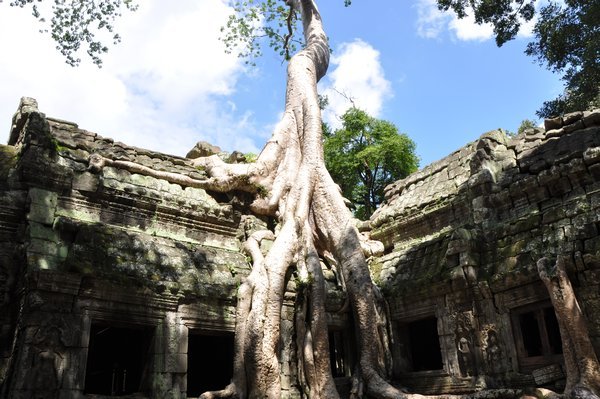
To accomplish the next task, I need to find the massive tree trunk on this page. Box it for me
[537,257,600,399]
[193,0,403,398]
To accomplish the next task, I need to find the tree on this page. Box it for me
[3,0,138,66]
[324,108,418,220]
[191,2,404,396]
[528,1,600,117]
[517,118,537,135]
[437,0,600,118]
[537,257,600,397]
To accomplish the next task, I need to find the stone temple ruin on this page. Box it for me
[0,97,599,398]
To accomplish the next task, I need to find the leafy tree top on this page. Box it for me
[324,108,419,220]
[5,0,138,66]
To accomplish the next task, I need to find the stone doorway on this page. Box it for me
[84,322,154,396]
[401,317,444,372]
[186,331,234,397]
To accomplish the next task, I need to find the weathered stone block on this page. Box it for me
[583,111,600,128]
[27,253,60,270]
[164,353,187,373]
[582,253,600,270]
[542,206,566,225]
[546,176,572,197]
[27,188,58,225]
[589,163,600,181]
[532,364,564,385]
[584,236,600,252]
[27,238,59,257]
[28,222,59,242]
[511,214,541,235]
[72,171,99,192]
[544,116,563,131]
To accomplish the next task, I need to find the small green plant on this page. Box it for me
[227,264,238,277]
[256,184,269,198]
[243,152,258,163]
[295,272,314,289]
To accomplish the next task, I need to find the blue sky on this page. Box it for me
[0,0,563,167]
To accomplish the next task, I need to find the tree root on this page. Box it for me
[537,257,600,398]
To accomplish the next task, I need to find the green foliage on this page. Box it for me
[6,0,137,67]
[526,1,600,118]
[324,108,419,220]
[517,119,537,135]
[221,0,352,64]
[243,152,258,163]
[437,0,536,46]
[438,0,599,118]
[505,119,538,137]
[220,0,301,65]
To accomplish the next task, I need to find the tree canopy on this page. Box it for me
[438,0,599,118]
[324,108,418,220]
[3,0,137,66]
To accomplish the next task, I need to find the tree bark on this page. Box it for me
[537,257,600,399]
[194,0,410,397]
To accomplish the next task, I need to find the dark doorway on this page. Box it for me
[187,331,234,397]
[407,317,443,371]
[84,323,154,396]
[329,330,347,377]
[544,307,563,355]
[519,311,543,356]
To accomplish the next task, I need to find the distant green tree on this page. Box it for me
[517,119,537,134]
[437,0,600,118]
[324,108,419,220]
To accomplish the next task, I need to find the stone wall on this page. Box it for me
[0,98,256,399]
[369,110,600,392]
[1,96,599,398]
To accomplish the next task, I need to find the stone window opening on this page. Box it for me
[511,302,564,372]
[186,330,234,397]
[84,322,155,396]
[328,330,350,378]
[398,317,444,372]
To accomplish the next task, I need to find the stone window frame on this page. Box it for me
[510,301,564,373]
[79,308,164,398]
[396,316,445,374]
[389,296,450,379]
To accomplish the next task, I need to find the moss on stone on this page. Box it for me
[0,145,18,180]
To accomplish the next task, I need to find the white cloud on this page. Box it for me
[517,14,537,39]
[415,0,493,42]
[319,40,392,129]
[415,0,542,43]
[449,13,494,42]
[0,0,264,157]
[415,0,449,39]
